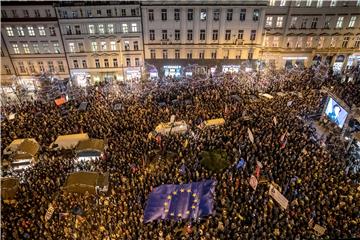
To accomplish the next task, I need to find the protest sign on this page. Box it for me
[45,203,55,222]
[268,184,288,210]
[249,175,258,190]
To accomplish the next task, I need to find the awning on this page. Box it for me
[63,171,109,194]
[3,138,38,155]
[51,133,89,150]
[76,138,104,154]
[1,177,19,200]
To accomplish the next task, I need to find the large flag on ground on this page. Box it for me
[143,180,216,223]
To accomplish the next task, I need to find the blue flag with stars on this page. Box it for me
[143,180,216,223]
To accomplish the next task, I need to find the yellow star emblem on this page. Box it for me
[170,212,174,216]
[187,189,191,193]
[177,213,182,217]
[192,193,196,197]
[173,191,177,195]
[193,199,198,203]
[167,195,172,200]
[191,205,196,209]
[164,202,168,206]
[180,189,185,193]
[186,210,190,215]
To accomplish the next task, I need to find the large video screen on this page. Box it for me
[325,97,348,128]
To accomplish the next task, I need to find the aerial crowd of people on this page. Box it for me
[1,65,359,239]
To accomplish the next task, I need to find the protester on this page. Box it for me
[1,66,359,239]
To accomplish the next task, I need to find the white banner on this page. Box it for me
[249,175,258,190]
[313,224,326,236]
[273,116,277,125]
[268,184,288,210]
[45,203,55,222]
[247,128,254,144]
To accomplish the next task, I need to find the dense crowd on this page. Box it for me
[1,66,359,239]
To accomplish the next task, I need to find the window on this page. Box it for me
[163,50,168,59]
[2,10,7,18]
[63,11,68,18]
[348,16,356,28]
[4,65,11,74]
[18,62,26,73]
[69,43,75,53]
[134,41,139,50]
[99,24,105,34]
[330,0,336,7]
[213,9,220,21]
[238,30,244,39]
[87,10,92,17]
[253,9,259,21]
[89,25,95,34]
[53,43,60,53]
[280,0,286,6]
[342,36,349,48]
[104,59,109,68]
[354,36,360,48]
[38,61,45,72]
[78,42,84,52]
[28,62,35,73]
[227,9,233,21]
[121,9,126,16]
[318,36,324,48]
[65,25,72,35]
[122,24,128,33]
[82,60,87,68]
[73,60,79,69]
[107,9,112,17]
[95,59,100,68]
[357,0,360,6]
[97,10,102,16]
[6,27,14,36]
[199,51,205,59]
[58,61,65,72]
[266,16,273,27]
[296,37,302,48]
[200,9,207,21]
[174,9,180,21]
[124,41,130,50]
[101,42,107,51]
[75,25,81,35]
[295,0,301,6]
[162,30,168,40]
[240,9,246,21]
[126,58,131,67]
[306,0,312,6]
[91,42,98,52]
[17,26,25,36]
[223,50,229,59]
[108,24,114,34]
[225,30,231,40]
[330,37,336,48]
[34,10,40,17]
[150,30,155,40]
[273,36,279,47]
[324,16,331,29]
[23,44,30,54]
[311,17,318,29]
[132,23,137,32]
[336,16,344,28]
[33,43,40,53]
[200,29,206,40]
[188,9,193,21]
[72,11,78,18]
[269,0,276,6]
[187,30,193,40]
[175,49,180,59]
[150,49,156,59]
[305,37,313,47]
[110,41,116,51]
[250,30,256,41]
[131,8,138,16]
[248,51,253,60]
[187,52,192,59]
[38,26,46,36]
[148,9,154,21]
[162,9,167,21]
[23,10,29,17]
[276,17,283,28]
[49,26,56,36]
[265,36,270,47]
[13,44,20,54]
[175,30,180,40]
[211,51,217,59]
[213,30,218,40]
[12,10,18,17]
[113,58,118,67]
[301,18,307,29]
[135,58,140,67]
[290,17,297,28]
[46,9,51,17]
[43,43,50,53]
[317,0,323,7]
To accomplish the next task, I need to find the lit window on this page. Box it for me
[23,44,30,54]
[131,23,137,32]
[318,37,324,48]
[330,0,336,7]
[91,42,97,51]
[69,43,75,53]
[101,42,107,51]
[273,36,279,47]
[58,61,65,72]
[33,43,40,53]
[110,41,116,50]
[6,27,14,36]
[290,17,297,28]
[18,62,26,73]
[266,16,273,27]
[38,26,46,36]
[43,43,50,53]
[89,25,95,34]
[108,24,114,34]
[200,9,206,20]
[17,26,25,36]
[28,26,35,36]
[306,0,312,7]
[269,0,276,6]
[276,16,284,28]
[98,24,105,34]
[53,43,60,53]
[122,24,128,33]
[348,16,356,28]
[280,0,286,6]
[317,0,323,7]
[295,0,301,6]
[253,9,259,21]
[124,41,130,50]
[13,44,20,54]
[336,16,344,28]
[305,37,313,48]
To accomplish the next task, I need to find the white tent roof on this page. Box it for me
[51,133,89,150]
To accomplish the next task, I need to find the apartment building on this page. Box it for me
[264,0,360,71]
[55,1,144,85]
[141,0,267,77]
[1,2,69,91]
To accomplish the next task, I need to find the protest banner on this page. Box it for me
[273,116,277,125]
[268,184,288,210]
[313,224,326,236]
[45,203,55,222]
[249,175,258,190]
[247,128,254,144]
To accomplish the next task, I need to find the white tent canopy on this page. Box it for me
[154,121,189,135]
[50,133,89,150]
[3,138,38,155]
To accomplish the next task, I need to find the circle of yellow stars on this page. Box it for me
[164,187,199,218]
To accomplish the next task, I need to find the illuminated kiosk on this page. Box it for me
[1,177,19,204]
[50,133,89,150]
[62,171,109,194]
[75,138,105,163]
[3,138,40,171]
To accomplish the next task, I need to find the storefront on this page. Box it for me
[346,54,360,69]
[164,65,181,77]
[71,71,91,87]
[333,55,345,74]
[283,57,307,69]
[126,68,141,81]
[222,65,241,73]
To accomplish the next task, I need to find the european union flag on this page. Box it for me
[143,180,216,223]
